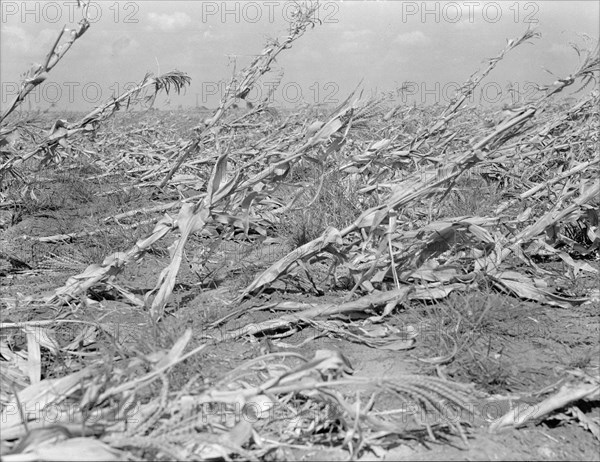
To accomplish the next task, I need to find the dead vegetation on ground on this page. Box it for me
[1,2,599,460]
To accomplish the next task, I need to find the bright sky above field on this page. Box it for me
[1,1,598,111]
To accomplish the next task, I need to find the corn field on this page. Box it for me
[1,2,599,460]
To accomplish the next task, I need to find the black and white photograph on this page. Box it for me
[1,1,599,460]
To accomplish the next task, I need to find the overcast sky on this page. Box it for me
[1,1,598,111]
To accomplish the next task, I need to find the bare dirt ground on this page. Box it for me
[2,200,598,460]
[2,81,599,459]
